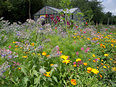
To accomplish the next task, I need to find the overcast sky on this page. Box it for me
[100,0,116,15]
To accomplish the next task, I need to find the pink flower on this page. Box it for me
[13,61,16,63]
[17,62,20,65]
[85,47,90,53]
[76,51,79,55]
[67,21,70,25]
[73,62,76,65]
[83,31,86,33]
[95,59,98,61]
[9,46,11,48]
[81,48,84,51]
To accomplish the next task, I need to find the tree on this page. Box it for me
[88,0,104,24]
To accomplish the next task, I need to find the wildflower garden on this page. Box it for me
[0,16,116,87]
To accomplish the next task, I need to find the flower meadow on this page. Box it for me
[0,17,116,87]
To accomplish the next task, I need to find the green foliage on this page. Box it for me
[0,0,116,24]
[59,0,71,9]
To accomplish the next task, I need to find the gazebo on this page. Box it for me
[34,6,82,24]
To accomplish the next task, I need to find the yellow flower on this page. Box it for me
[73,36,76,38]
[87,38,90,40]
[60,55,68,60]
[18,67,21,70]
[111,44,114,47]
[91,69,99,74]
[13,41,16,43]
[104,54,109,57]
[83,63,87,66]
[71,79,77,85]
[76,58,81,62]
[60,51,62,53]
[50,64,54,66]
[74,33,77,35]
[102,45,106,48]
[112,67,116,71]
[15,45,18,47]
[110,58,112,60]
[42,52,47,56]
[87,67,92,71]
[101,60,103,62]
[44,72,50,77]
[97,58,100,60]
[62,59,70,64]
[73,64,76,67]
[31,43,34,46]
[103,66,107,68]
[32,53,35,55]
[22,56,27,58]
[92,54,95,57]
[60,55,65,58]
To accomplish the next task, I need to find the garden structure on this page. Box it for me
[34,6,82,24]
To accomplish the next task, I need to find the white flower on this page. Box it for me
[39,68,46,74]
[51,64,58,68]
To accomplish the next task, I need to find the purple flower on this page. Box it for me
[8,55,12,59]
[40,28,43,30]
[38,46,43,49]
[1,54,6,57]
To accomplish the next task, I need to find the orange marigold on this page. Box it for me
[71,79,77,85]
[83,63,87,66]
[99,74,102,78]
[42,52,47,56]
[31,43,34,46]
[87,67,92,71]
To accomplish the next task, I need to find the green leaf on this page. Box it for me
[23,77,29,86]
[52,76,58,83]
[20,65,27,76]
[32,70,38,77]
[48,78,52,82]
[34,76,41,85]
[43,77,46,81]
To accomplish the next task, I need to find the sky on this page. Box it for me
[100,0,116,15]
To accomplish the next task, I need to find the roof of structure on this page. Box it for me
[34,6,80,16]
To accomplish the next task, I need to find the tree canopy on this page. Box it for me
[0,0,116,24]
